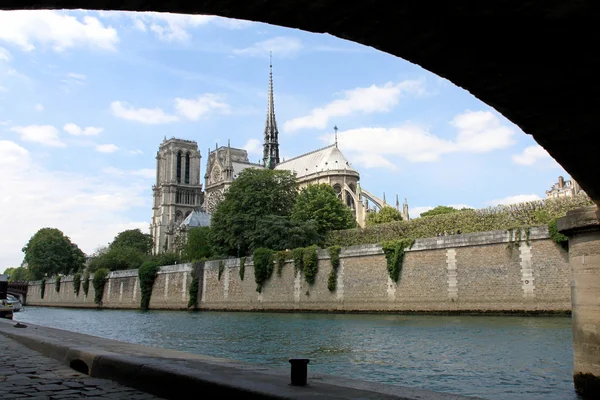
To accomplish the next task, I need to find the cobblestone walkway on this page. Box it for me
[0,334,163,399]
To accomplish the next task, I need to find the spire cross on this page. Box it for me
[334,125,338,147]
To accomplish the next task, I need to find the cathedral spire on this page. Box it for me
[225,139,233,173]
[396,194,400,210]
[334,125,338,148]
[263,52,280,169]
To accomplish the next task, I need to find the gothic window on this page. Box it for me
[175,210,183,223]
[185,211,191,218]
[345,190,355,209]
[185,152,190,184]
[348,183,356,194]
[176,190,181,203]
[211,166,221,184]
[333,184,342,199]
[176,151,182,183]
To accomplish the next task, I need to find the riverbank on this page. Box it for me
[26,227,572,314]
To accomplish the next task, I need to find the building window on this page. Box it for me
[176,151,182,183]
[185,152,190,184]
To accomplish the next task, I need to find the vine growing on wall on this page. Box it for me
[82,271,90,296]
[327,246,341,292]
[92,268,109,305]
[302,245,319,285]
[218,260,225,281]
[275,250,289,277]
[548,218,569,250]
[253,248,274,293]
[40,278,46,299]
[292,248,304,276]
[188,261,204,309]
[73,272,81,296]
[55,276,61,292]
[239,257,246,281]
[138,261,160,311]
[381,239,414,283]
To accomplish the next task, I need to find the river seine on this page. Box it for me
[14,307,578,400]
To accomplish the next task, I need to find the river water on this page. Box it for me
[14,307,578,400]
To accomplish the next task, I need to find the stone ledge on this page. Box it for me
[0,319,477,400]
[557,205,600,234]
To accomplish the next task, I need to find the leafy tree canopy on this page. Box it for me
[420,205,471,218]
[291,184,356,235]
[4,266,30,282]
[210,169,298,256]
[22,227,86,279]
[250,215,322,251]
[181,227,213,261]
[366,206,403,226]
[110,229,152,255]
[87,245,146,272]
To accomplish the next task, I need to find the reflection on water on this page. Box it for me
[15,308,578,400]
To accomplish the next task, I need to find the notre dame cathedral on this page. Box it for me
[150,63,409,254]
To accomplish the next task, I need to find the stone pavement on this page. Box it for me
[0,334,162,399]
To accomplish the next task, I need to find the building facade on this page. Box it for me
[151,138,204,254]
[546,175,585,199]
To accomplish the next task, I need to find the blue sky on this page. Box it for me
[0,10,566,270]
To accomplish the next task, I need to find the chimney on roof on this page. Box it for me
[558,176,565,189]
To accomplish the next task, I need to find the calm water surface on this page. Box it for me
[15,307,578,400]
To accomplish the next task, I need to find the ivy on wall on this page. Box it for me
[327,195,592,247]
[239,257,246,281]
[188,261,204,309]
[82,271,90,297]
[381,239,414,282]
[218,260,225,281]
[55,276,61,292]
[292,248,304,276]
[302,245,319,285]
[548,218,569,250]
[73,273,81,296]
[275,250,289,277]
[138,261,160,311]
[327,246,341,292]
[92,268,109,305]
[253,248,274,293]
[40,278,46,299]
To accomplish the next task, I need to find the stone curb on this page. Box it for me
[0,319,480,400]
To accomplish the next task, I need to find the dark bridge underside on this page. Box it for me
[4,1,600,203]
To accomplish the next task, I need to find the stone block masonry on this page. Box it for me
[26,227,572,313]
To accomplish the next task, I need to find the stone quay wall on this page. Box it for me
[25,227,572,313]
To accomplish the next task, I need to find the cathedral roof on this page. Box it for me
[232,161,264,179]
[180,210,212,228]
[274,144,358,179]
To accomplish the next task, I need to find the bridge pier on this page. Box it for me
[559,206,600,398]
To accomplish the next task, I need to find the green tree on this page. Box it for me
[22,228,86,279]
[5,267,30,282]
[366,206,403,226]
[291,184,356,236]
[420,205,471,218]
[87,245,146,272]
[110,229,152,254]
[210,169,298,256]
[181,227,213,261]
[250,215,321,251]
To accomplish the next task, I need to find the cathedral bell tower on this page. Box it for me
[151,138,203,254]
[263,53,280,169]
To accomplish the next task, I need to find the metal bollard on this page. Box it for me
[289,358,310,386]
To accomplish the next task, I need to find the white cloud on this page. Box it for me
[242,138,262,156]
[0,140,149,268]
[63,123,103,136]
[110,101,179,124]
[95,144,119,153]
[487,194,543,206]
[233,36,303,58]
[130,168,156,179]
[0,10,119,52]
[67,72,86,82]
[174,94,230,120]
[284,80,424,132]
[35,103,44,111]
[319,109,517,170]
[0,46,10,61]
[128,149,143,155]
[10,125,65,147]
[451,110,516,153]
[512,144,553,166]
[127,12,251,42]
